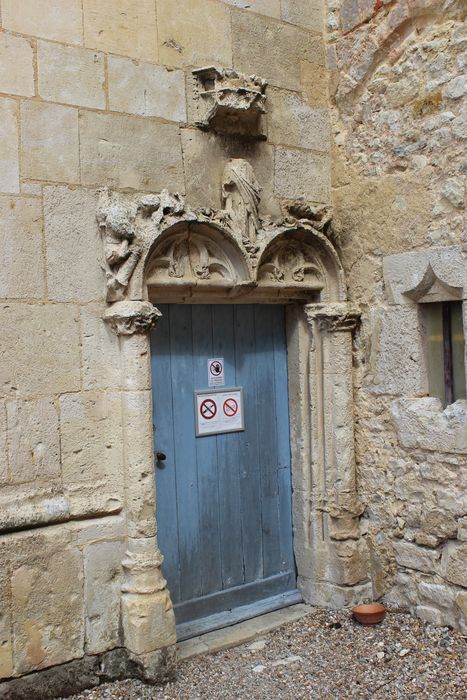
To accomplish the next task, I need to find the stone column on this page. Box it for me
[104,301,176,682]
[302,303,372,607]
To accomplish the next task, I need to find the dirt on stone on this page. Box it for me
[64,608,466,699]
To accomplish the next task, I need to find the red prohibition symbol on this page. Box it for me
[223,397,238,417]
[200,398,217,420]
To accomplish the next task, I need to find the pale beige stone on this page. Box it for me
[0,99,19,194]
[157,0,232,68]
[181,128,280,216]
[232,11,325,90]
[0,400,7,483]
[84,540,124,654]
[392,398,467,453]
[38,41,105,110]
[43,187,103,303]
[441,542,467,587]
[0,32,34,97]
[12,531,84,674]
[108,56,186,121]
[0,567,13,679]
[393,540,441,574]
[301,61,329,107]
[0,303,80,398]
[0,196,44,299]
[83,0,157,62]
[268,89,329,151]
[0,483,69,532]
[70,514,126,546]
[81,304,121,391]
[1,0,83,44]
[20,101,79,183]
[6,398,60,485]
[281,0,324,32]
[79,111,184,192]
[222,0,280,18]
[275,147,330,203]
[60,392,124,493]
[121,590,176,655]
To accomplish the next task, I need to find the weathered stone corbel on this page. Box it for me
[103,301,162,336]
[97,202,141,302]
[192,66,267,137]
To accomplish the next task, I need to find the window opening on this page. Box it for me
[422,300,466,406]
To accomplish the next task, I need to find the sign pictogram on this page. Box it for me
[208,357,225,387]
[200,398,217,420]
[194,387,244,437]
[223,397,238,417]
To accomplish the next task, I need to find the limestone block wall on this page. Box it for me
[327,0,466,630]
[0,0,330,686]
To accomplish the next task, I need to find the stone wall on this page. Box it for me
[328,0,466,630]
[0,0,330,692]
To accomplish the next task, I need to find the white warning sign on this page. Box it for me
[194,387,244,437]
[208,358,225,387]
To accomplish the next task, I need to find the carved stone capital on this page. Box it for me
[104,301,162,336]
[305,303,360,333]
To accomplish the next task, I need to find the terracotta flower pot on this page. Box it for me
[351,602,386,625]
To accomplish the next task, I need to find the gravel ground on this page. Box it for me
[64,608,466,700]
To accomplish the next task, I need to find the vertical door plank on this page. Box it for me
[254,305,282,578]
[212,305,244,590]
[151,305,181,602]
[234,305,263,583]
[191,305,223,596]
[272,306,295,573]
[169,305,203,601]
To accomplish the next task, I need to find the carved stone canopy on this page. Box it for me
[98,159,345,305]
[403,264,463,303]
[192,66,267,138]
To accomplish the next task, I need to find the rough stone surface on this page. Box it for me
[83,0,157,61]
[275,148,330,202]
[0,99,19,194]
[268,89,330,151]
[0,32,34,97]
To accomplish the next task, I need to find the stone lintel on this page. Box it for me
[305,302,360,332]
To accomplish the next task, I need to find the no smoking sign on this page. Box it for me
[195,388,244,437]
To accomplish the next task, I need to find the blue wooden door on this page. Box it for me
[151,305,298,638]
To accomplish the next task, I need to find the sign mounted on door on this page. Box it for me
[208,357,225,387]
[194,387,244,437]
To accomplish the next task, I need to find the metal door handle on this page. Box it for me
[156,452,167,461]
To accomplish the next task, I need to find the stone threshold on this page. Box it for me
[177,603,313,661]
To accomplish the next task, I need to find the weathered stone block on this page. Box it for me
[1,0,83,44]
[70,514,126,547]
[369,306,427,396]
[458,516,467,541]
[108,56,186,121]
[0,304,81,398]
[281,0,323,32]
[0,99,19,194]
[0,196,44,299]
[232,11,324,91]
[392,398,467,453]
[43,186,103,303]
[181,129,280,216]
[268,89,329,151]
[300,61,329,107]
[157,0,232,68]
[121,591,176,655]
[0,568,13,679]
[12,530,84,674]
[6,398,60,485]
[20,101,79,183]
[83,0,157,61]
[79,112,184,192]
[275,147,330,203]
[38,41,105,109]
[0,32,34,97]
[418,581,456,609]
[421,509,457,539]
[84,540,124,655]
[0,401,7,484]
[81,304,121,391]
[441,542,467,587]
[224,0,281,16]
[393,540,441,574]
[60,392,124,494]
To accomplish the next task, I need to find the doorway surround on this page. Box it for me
[98,160,371,674]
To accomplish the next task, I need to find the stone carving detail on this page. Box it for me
[258,240,325,287]
[403,263,463,303]
[121,546,166,594]
[146,231,237,285]
[192,66,267,137]
[282,200,333,235]
[305,303,360,333]
[222,159,261,257]
[97,203,141,302]
[104,301,162,336]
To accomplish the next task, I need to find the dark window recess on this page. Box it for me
[421,300,466,407]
